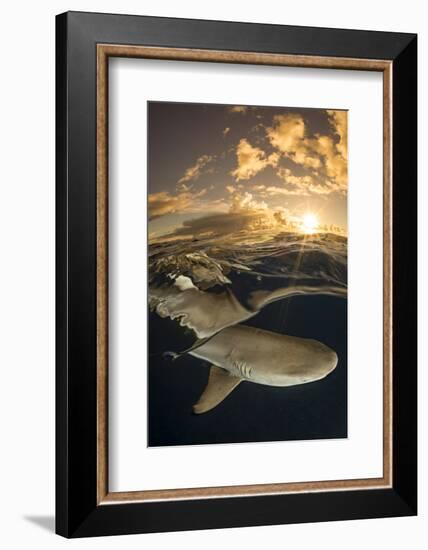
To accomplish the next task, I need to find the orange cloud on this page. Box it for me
[148,189,207,220]
[327,110,347,159]
[228,105,248,114]
[266,112,348,191]
[266,114,321,171]
[229,191,267,213]
[276,167,333,195]
[231,138,279,181]
[177,154,215,185]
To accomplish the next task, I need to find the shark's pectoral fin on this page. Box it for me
[193,366,242,414]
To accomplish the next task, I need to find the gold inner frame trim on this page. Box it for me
[96,44,393,505]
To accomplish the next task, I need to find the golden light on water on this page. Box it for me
[301,213,319,234]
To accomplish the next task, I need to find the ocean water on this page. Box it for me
[148,231,347,447]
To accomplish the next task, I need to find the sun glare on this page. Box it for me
[301,213,319,234]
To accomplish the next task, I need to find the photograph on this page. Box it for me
[148,101,348,446]
[0,1,420,544]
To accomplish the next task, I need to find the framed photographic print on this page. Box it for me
[56,11,417,537]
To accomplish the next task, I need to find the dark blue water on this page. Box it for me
[148,293,347,447]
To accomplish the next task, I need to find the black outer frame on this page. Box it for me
[56,11,417,538]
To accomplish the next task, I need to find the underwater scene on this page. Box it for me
[147,101,348,446]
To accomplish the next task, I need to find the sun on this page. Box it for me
[301,213,319,234]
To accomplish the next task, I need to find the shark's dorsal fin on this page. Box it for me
[193,366,242,414]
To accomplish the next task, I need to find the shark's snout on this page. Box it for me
[320,348,338,377]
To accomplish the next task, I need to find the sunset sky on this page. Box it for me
[148,102,347,241]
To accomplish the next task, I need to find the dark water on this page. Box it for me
[148,293,347,447]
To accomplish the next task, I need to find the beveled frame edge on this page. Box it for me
[96,44,393,505]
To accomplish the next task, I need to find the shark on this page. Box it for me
[170,324,338,414]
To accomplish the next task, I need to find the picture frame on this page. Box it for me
[56,11,417,537]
